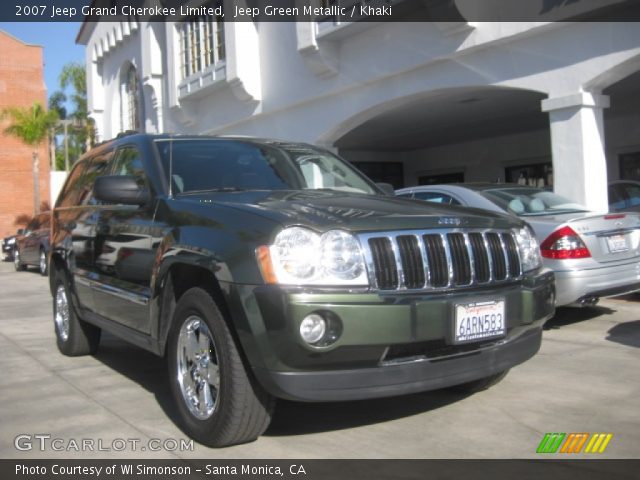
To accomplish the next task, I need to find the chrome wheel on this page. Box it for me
[39,250,47,275]
[55,284,70,341]
[176,316,220,420]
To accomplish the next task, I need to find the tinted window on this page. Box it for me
[57,160,88,208]
[155,139,377,195]
[110,146,149,195]
[77,152,114,206]
[112,147,145,179]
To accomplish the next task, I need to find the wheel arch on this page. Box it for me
[155,259,235,357]
[48,250,67,295]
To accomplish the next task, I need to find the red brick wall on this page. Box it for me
[0,30,50,238]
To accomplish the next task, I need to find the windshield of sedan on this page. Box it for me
[480,187,589,216]
[154,139,377,195]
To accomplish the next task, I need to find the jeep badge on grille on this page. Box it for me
[438,217,462,226]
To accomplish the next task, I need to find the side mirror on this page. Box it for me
[94,175,150,206]
[376,182,395,196]
[16,229,24,236]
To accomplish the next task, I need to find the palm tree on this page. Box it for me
[2,102,58,215]
[60,62,94,151]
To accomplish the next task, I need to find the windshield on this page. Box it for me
[154,139,378,195]
[480,187,588,216]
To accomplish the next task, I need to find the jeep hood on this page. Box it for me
[179,190,521,232]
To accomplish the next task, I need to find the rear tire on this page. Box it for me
[167,287,274,447]
[13,247,25,271]
[448,370,510,394]
[53,270,101,356]
[39,249,48,276]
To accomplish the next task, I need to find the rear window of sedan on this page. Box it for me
[480,187,588,216]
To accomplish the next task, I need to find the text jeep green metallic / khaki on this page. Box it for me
[50,134,555,447]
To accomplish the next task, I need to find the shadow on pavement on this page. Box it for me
[606,320,640,349]
[266,390,464,437]
[92,333,468,438]
[611,292,640,302]
[93,333,181,426]
[544,305,615,330]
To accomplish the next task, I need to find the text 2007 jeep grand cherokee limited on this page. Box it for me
[50,134,555,447]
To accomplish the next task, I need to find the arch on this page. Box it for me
[316,85,547,147]
[585,52,640,92]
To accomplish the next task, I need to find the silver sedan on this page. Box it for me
[396,184,640,306]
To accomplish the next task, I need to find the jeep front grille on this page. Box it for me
[360,230,522,291]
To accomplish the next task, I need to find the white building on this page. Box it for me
[77,7,640,212]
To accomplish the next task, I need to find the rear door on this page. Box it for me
[20,217,40,264]
[91,144,158,334]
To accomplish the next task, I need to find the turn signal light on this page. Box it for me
[256,246,278,284]
[540,226,591,259]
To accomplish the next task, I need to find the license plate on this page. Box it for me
[454,300,506,344]
[606,234,629,253]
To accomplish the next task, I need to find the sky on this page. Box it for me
[0,22,85,104]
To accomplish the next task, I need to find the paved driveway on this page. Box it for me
[0,260,638,459]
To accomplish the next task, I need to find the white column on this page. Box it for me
[541,92,610,213]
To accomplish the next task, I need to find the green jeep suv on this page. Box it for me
[50,134,554,447]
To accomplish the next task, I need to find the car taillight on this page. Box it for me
[540,226,591,259]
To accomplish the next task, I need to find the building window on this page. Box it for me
[505,162,553,188]
[126,66,140,131]
[179,4,225,79]
[120,64,141,132]
[619,152,640,181]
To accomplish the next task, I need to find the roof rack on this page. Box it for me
[116,130,139,138]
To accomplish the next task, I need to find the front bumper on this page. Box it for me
[227,268,555,402]
[554,259,640,306]
[256,327,541,401]
[2,243,14,258]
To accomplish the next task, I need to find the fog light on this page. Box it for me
[300,314,326,345]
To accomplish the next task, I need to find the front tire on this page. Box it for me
[167,287,274,447]
[53,270,101,356]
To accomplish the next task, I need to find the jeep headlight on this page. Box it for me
[320,230,364,280]
[257,227,368,286]
[514,226,542,272]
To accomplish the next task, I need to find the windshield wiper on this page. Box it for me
[178,187,249,195]
[304,187,370,195]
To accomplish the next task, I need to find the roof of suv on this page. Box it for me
[95,133,319,151]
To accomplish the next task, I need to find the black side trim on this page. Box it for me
[83,311,162,356]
